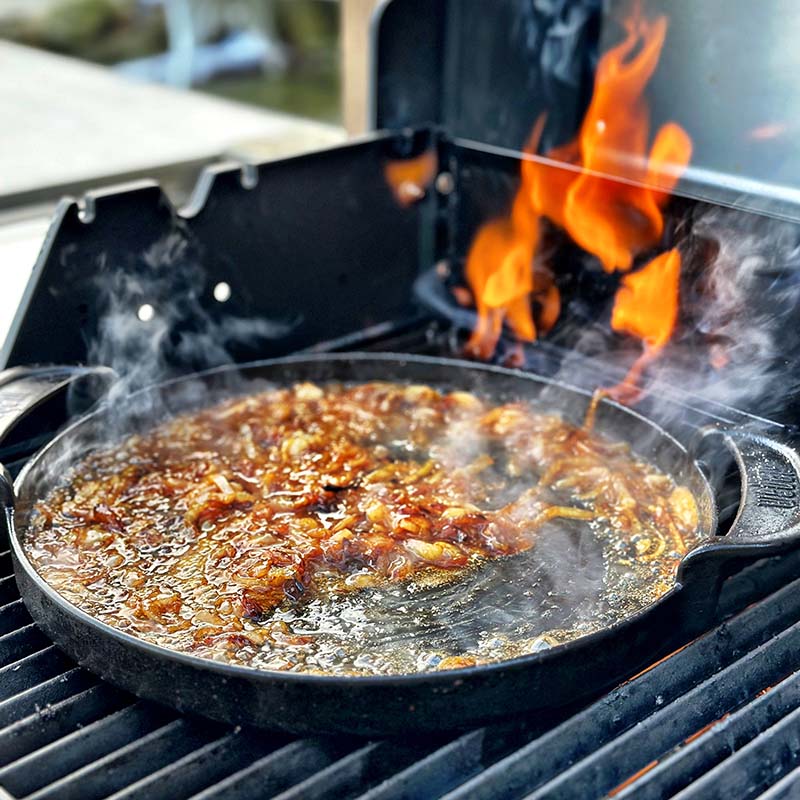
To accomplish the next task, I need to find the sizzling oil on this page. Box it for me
[26,382,700,675]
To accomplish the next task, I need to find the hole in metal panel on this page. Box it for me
[137,304,155,323]
[213,282,232,303]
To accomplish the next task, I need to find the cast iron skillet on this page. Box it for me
[4,354,800,736]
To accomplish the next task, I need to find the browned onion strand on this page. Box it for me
[26,381,700,675]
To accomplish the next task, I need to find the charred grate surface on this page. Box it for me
[2,544,800,799]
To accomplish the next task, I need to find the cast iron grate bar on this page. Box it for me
[0,647,74,703]
[28,717,224,800]
[522,616,800,798]
[102,728,283,800]
[0,625,51,667]
[672,703,800,799]
[352,718,549,800]
[188,739,357,800]
[0,668,97,730]
[0,701,173,798]
[268,742,388,800]
[758,763,800,800]
[439,572,800,800]
[0,600,31,636]
[715,551,800,619]
[0,682,130,767]
[615,667,800,798]
[355,730,489,800]
[0,577,18,605]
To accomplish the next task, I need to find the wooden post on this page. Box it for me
[342,0,381,135]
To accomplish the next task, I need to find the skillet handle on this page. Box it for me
[678,428,800,624]
[694,427,800,548]
[0,364,116,502]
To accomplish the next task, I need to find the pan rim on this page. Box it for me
[10,351,703,686]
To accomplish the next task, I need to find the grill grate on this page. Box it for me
[2,546,800,799]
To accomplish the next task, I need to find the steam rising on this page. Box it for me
[588,205,800,426]
[88,232,292,408]
[674,207,800,416]
[39,229,294,506]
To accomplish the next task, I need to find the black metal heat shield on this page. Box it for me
[0,130,438,372]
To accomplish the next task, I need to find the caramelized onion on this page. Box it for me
[26,381,700,675]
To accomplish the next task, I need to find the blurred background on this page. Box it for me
[0,0,343,122]
[0,0,382,204]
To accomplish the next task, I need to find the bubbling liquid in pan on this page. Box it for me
[26,382,700,675]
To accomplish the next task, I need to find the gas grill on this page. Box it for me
[3,0,800,796]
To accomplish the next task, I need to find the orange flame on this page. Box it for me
[464,121,545,358]
[563,13,691,272]
[607,247,681,403]
[463,3,692,399]
[464,218,537,359]
[612,248,681,350]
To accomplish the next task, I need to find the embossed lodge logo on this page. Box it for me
[755,464,798,509]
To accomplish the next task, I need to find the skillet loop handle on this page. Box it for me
[694,427,800,547]
[0,463,13,548]
[0,365,116,514]
[0,464,13,512]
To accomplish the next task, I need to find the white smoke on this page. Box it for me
[649,205,800,420]
[87,231,292,408]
